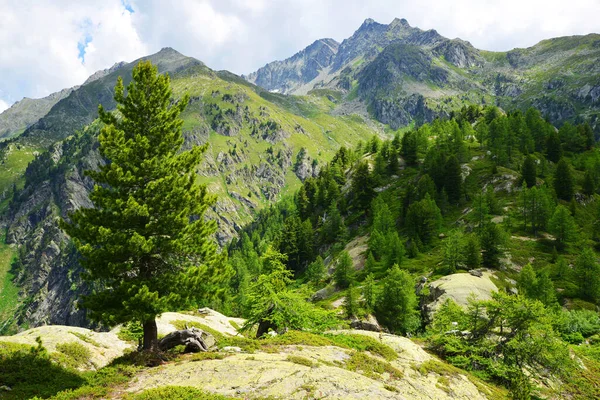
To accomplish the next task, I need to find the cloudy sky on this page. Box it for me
[1,0,599,112]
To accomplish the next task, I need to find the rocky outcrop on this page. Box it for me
[422,271,498,321]
[0,87,76,141]
[245,38,340,94]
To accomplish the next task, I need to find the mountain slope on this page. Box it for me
[0,88,75,141]
[0,48,382,332]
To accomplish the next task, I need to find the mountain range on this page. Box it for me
[0,17,599,331]
[246,18,600,130]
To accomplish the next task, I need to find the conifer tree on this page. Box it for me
[344,284,360,319]
[405,194,442,245]
[444,155,462,204]
[306,256,326,284]
[549,205,577,249]
[334,251,354,289]
[362,273,376,312]
[554,159,574,201]
[479,222,504,268]
[575,248,600,303]
[444,230,464,273]
[464,234,481,269]
[400,131,418,166]
[546,131,563,163]
[61,61,222,350]
[352,161,375,211]
[375,265,420,334]
[583,169,596,196]
[521,155,537,188]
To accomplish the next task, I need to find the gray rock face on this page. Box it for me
[0,87,76,141]
[245,38,340,93]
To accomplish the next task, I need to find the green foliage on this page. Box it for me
[305,256,326,284]
[444,155,462,204]
[574,248,600,303]
[428,293,572,397]
[375,265,420,334]
[518,264,557,306]
[464,234,482,269]
[286,355,315,368]
[549,205,577,248]
[334,251,354,289]
[0,339,84,399]
[53,342,92,369]
[117,321,144,343]
[125,386,236,400]
[478,223,505,268]
[443,230,464,273]
[351,160,375,212]
[243,247,338,335]
[343,284,360,318]
[362,273,377,312]
[405,194,442,246]
[554,158,574,201]
[521,155,537,188]
[60,61,225,349]
[345,351,403,380]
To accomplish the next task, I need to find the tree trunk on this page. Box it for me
[143,319,158,351]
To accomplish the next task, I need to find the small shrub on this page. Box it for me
[54,342,92,369]
[345,352,403,380]
[286,355,315,368]
[124,386,236,399]
[117,322,143,343]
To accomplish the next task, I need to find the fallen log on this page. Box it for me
[158,327,216,353]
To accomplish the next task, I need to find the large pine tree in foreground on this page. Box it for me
[61,61,221,350]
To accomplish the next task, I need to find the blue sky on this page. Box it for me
[1,0,599,113]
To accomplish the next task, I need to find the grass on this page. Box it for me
[286,355,316,368]
[0,237,18,334]
[68,331,103,348]
[53,342,93,369]
[123,386,238,400]
[345,351,403,380]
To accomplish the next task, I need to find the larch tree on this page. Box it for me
[521,155,537,188]
[61,61,222,350]
[554,158,574,201]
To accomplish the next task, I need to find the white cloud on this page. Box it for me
[0,99,9,113]
[0,0,599,104]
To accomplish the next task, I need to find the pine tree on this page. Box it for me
[371,196,395,234]
[546,131,563,163]
[352,161,375,212]
[61,61,222,350]
[374,265,420,334]
[518,263,538,299]
[416,174,436,201]
[384,231,405,269]
[364,251,379,275]
[344,284,360,319]
[362,273,376,312]
[549,205,577,249]
[401,131,418,166]
[536,271,557,306]
[575,248,600,303]
[464,234,482,269]
[583,169,596,196]
[306,256,326,284]
[334,251,354,289]
[554,159,574,201]
[444,230,464,273]
[444,155,462,204]
[479,222,504,268]
[405,194,442,245]
[521,155,537,188]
